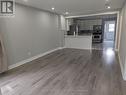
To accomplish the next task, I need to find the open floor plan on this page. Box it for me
[0,0,126,95]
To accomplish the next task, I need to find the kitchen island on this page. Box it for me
[65,34,92,50]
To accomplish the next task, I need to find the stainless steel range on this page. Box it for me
[92,35,102,42]
[92,25,103,43]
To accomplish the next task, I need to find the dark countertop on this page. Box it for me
[78,33,92,36]
[65,34,92,38]
[66,30,93,36]
[66,33,92,36]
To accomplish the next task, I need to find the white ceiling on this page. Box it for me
[16,0,125,16]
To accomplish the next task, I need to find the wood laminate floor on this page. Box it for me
[0,48,126,95]
[92,41,114,50]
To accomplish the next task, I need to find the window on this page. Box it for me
[109,24,115,32]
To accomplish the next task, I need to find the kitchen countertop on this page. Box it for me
[65,34,92,38]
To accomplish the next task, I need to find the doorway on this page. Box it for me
[103,20,116,49]
[92,17,117,50]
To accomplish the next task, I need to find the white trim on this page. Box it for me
[115,11,120,50]
[8,47,64,70]
[65,11,119,18]
[118,12,123,51]
[118,53,126,80]
[124,59,126,80]
[58,46,66,49]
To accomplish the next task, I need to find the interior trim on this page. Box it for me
[8,47,65,70]
[118,53,126,80]
[66,11,119,18]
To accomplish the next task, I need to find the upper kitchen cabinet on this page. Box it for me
[76,19,102,30]
[66,18,74,31]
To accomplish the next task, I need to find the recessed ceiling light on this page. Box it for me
[65,12,69,15]
[105,3,111,9]
[52,7,55,10]
[107,6,111,9]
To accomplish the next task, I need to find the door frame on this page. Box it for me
[102,17,117,49]
[0,32,8,73]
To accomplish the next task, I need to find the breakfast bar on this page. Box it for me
[65,34,92,50]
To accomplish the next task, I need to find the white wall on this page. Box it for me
[0,4,64,66]
[119,2,126,80]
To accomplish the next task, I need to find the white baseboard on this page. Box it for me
[124,71,126,80]
[8,47,64,70]
[124,61,126,80]
[118,53,126,80]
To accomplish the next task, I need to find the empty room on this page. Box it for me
[0,0,126,95]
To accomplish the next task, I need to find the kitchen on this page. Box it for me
[65,14,117,50]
